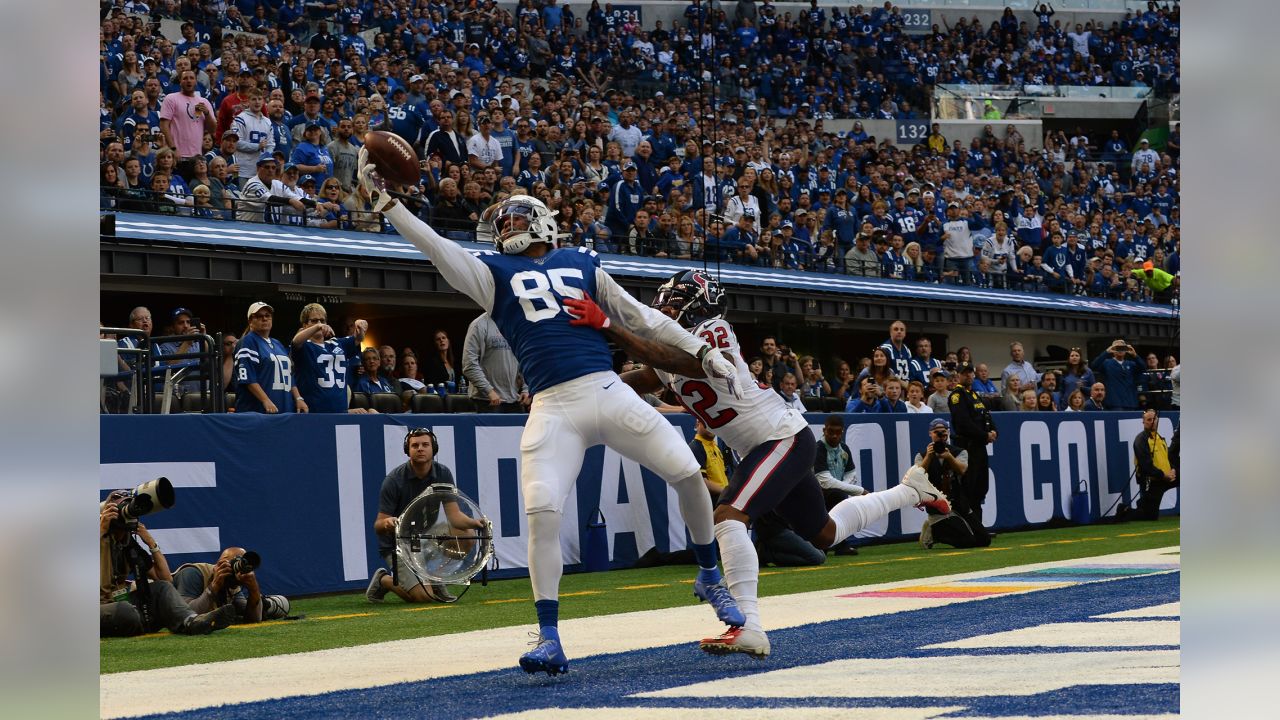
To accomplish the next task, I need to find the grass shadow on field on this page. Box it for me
[101,516,1179,674]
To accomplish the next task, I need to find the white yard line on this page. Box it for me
[100,546,1179,719]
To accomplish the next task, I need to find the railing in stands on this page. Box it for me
[100,330,224,414]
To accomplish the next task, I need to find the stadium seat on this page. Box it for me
[410,393,445,413]
[371,392,403,414]
[801,396,824,412]
[821,397,845,413]
[349,392,370,411]
[446,394,474,413]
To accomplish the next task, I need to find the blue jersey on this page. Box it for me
[234,333,294,413]
[480,247,614,394]
[890,207,923,241]
[878,340,913,379]
[293,336,358,413]
[824,206,858,247]
[387,103,429,147]
[908,357,943,386]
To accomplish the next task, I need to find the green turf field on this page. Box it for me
[101,517,1179,674]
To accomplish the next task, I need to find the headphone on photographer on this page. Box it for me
[404,427,438,456]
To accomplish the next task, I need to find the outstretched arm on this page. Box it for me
[591,269,709,360]
[361,154,496,313]
[619,366,665,395]
[605,316,706,379]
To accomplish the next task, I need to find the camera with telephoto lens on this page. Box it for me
[944,360,958,371]
[229,551,261,576]
[101,477,175,533]
[931,440,947,456]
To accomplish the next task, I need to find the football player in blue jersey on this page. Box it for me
[234,302,304,414]
[291,303,368,414]
[356,154,744,676]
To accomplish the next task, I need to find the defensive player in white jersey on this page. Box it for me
[355,154,744,675]
[564,270,952,658]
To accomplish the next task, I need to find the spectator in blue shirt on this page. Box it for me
[290,123,334,187]
[1091,340,1145,410]
[846,377,889,413]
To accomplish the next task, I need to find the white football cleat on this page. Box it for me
[902,466,951,514]
[700,626,770,659]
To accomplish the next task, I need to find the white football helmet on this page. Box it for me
[478,195,562,254]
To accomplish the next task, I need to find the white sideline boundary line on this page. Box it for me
[100,546,1179,719]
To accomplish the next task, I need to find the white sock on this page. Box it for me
[829,484,917,547]
[714,519,761,632]
[671,472,716,546]
[527,510,563,602]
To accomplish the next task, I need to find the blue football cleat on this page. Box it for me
[693,577,745,627]
[519,630,569,676]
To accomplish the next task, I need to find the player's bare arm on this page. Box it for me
[618,366,665,395]
[568,297,707,378]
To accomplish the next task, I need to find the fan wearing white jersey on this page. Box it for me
[565,270,952,660]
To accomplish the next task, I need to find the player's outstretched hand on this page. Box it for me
[357,147,396,213]
[563,294,611,330]
[701,349,742,399]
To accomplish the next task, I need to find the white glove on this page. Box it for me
[357,147,395,213]
[700,347,742,399]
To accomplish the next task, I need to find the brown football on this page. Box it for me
[363,130,421,187]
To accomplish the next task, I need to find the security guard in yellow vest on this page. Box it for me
[947,362,998,510]
[1133,408,1177,520]
[688,418,734,501]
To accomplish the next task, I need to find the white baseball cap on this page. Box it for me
[247,301,274,318]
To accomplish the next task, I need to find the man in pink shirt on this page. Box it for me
[159,69,215,181]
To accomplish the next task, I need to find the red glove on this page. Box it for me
[563,294,611,330]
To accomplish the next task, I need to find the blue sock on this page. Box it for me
[534,599,559,633]
[690,542,722,584]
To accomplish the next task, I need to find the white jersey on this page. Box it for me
[653,317,807,457]
[232,110,274,175]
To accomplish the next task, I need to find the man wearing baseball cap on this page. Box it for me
[913,417,991,549]
[1090,340,1144,410]
[234,302,305,414]
[1130,259,1178,304]
[947,362,998,517]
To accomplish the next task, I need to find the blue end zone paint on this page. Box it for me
[142,572,1178,720]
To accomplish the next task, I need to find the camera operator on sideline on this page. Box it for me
[173,547,291,623]
[100,494,236,636]
[913,418,991,549]
[367,428,486,604]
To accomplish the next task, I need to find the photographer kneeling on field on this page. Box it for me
[173,547,290,623]
[100,492,236,637]
[914,418,991,549]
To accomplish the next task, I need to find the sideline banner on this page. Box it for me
[100,412,1177,596]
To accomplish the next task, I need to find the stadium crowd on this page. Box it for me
[99,0,1180,303]
[104,304,1178,416]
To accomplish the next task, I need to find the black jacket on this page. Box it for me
[948,385,996,445]
[913,443,969,513]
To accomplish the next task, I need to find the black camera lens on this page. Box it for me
[230,551,261,576]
